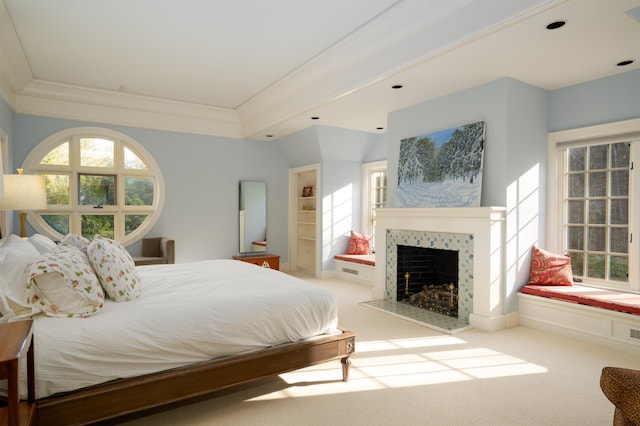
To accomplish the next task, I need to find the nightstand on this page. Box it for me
[233,254,280,270]
[0,320,36,426]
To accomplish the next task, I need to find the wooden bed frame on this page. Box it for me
[35,327,356,425]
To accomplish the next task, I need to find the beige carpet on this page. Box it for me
[116,273,640,426]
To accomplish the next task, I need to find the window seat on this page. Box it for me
[334,255,375,287]
[520,284,640,316]
[518,284,640,354]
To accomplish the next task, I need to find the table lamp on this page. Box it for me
[0,169,47,238]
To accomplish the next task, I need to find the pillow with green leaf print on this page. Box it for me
[87,235,141,302]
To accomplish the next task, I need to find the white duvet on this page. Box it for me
[15,260,339,399]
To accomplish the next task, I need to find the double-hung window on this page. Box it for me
[548,119,640,291]
[362,160,387,252]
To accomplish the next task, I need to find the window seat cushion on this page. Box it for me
[334,254,375,267]
[520,284,640,316]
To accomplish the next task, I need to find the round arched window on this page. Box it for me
[23,127,164,246]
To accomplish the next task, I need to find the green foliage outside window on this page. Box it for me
[125,215,147,235]
[125,178,154,205]
[42,214,69,235]
[82,215,114,239]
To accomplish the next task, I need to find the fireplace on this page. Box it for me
[372,207,507,333]
[396,246,459,317]
[385,229,473,324]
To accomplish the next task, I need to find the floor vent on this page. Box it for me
[342,267,359,275]
[630,329,640,339]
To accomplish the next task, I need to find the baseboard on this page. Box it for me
[469,312,508,332]
[505,311,520,329]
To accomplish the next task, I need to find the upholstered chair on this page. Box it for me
[133,237,175,266]
[600,366,640,425]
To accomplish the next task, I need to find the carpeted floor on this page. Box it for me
[115,273,640,426]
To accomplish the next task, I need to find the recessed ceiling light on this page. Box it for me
[617,59,635,67]
[391,84,403,89]
[311,116,319,120]
[546,20,566,30]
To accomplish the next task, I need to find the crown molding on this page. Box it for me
[2,0,562,141]
[15,80,242,138]
[236,0,564,139]
[0,0,32,110]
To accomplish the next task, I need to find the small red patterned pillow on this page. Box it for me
[347,231,372,255]
[529,246,573,286]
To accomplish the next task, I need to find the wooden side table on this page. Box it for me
[233,254,280,270]
[0,320,36,426]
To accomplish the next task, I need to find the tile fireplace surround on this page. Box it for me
[373,207,507,332]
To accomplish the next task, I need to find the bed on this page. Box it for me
[0,234,355,425]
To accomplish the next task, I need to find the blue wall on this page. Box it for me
[0,97,14,236]
[387,78,548,314]
[3,68,639,282]
[549,69,640,132]
[10,114,290,262]
[6,111,384,268]
[385,70,640,314]
[276,124,385,271]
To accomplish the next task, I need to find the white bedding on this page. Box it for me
[16,259,339,399]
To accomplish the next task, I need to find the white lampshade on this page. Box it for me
[0,173,47,211]
[0,170,47,237]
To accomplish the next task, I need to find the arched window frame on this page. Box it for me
[23,127,165,247]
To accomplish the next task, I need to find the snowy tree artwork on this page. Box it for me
[396,121,485,208]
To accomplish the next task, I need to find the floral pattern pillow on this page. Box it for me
[87,236,141,302]
[59,233,91,252]
[347,231,372,255]
[26,246,105,317]
[529,246,574,286]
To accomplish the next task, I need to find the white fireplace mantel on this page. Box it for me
[374,207,507,332]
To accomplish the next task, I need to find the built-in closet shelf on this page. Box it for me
[290,164,320,276]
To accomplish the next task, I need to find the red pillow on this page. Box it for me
[347,231,372,255]
[529,246,573,286]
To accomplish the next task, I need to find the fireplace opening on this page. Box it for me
[396,245,459,317]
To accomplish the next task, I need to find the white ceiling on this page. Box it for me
[1,0,639,141]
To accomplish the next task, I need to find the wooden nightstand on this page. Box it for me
[0,320,36,426]
[233,254,280,270]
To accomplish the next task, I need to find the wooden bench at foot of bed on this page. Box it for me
[36,328,356,426]
[518,284,640,354]
[334,255,375,287]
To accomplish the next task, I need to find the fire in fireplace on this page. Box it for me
[396,245,459,317]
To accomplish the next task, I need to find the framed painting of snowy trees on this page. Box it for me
[396,121,485,208]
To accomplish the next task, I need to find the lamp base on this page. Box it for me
[19,211,28,238]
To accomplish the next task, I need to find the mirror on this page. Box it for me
[239,181,267,254]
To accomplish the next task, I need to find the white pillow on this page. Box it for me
[0,235,42,320]
[28,233,58,254]
[87,235,141,302]
[27,246,105,318]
